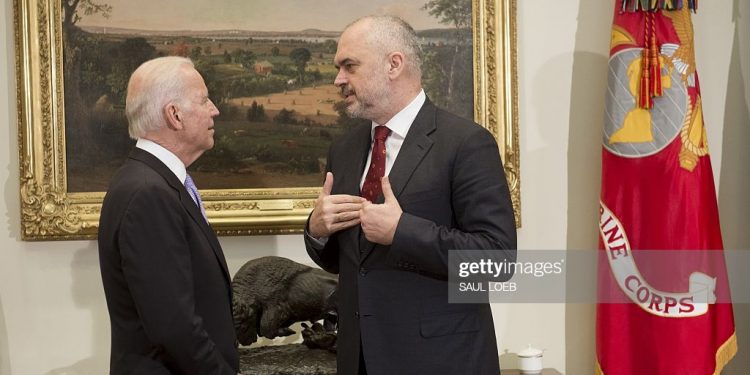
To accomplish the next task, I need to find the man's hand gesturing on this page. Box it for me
[360,176,403,245]
[309,172,367,238]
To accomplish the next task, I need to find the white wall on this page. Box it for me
[510,0,750,373]
[707,0,750,373]
[1,0,748,374]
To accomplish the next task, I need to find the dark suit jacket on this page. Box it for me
[305,100,517,375]
[98,148,239,375]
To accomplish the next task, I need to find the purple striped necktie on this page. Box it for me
[184,174,208,222]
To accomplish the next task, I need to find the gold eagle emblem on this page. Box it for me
[663,7,696,81]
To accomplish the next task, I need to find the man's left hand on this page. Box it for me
[360,176,402,245]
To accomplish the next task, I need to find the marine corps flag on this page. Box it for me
[597,1,737,374]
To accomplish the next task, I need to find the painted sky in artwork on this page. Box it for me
[77,0,448,32]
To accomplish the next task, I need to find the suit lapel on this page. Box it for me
[338,125,372,259]
[359,100,437,263]
[386,100,436,199]
[129,148,232,286]
[178,189,232,286]
[339,124,372,196]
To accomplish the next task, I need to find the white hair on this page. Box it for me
[349,15,423,78]
[125,56,195,139]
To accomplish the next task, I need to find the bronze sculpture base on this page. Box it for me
[239,344,336,375]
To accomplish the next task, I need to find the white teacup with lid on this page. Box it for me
[518,344,543,374]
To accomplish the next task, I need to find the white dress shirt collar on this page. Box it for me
[371,89,426,138]
[135,138,187,184]
[359,89,426,189]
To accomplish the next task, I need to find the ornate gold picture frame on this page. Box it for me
[14,0,519,240]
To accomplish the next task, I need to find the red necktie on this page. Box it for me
[361,126,391,202]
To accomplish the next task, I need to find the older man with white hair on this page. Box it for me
[98,56,241,375]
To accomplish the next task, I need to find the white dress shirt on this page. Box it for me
[308,90,426,246]
[135,138,188,184]
[359,89,426,187]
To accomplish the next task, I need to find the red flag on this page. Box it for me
[596,2,736,374]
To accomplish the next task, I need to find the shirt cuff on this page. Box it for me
[304,225,328,249]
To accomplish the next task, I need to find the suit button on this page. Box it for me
[355,311,360,318]
[359,268,367,276]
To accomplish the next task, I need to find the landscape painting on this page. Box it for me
[16,0,517,239]
[63,0,474,192]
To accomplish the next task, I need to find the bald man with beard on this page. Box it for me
[304,16,517,375]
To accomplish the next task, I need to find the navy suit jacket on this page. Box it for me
[305,100,517,375]
[98,148,239,375]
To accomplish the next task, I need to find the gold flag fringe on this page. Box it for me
[621,0,698,12]
[595,332,737,375]
[595,360,604,375]
[713,333,738,375]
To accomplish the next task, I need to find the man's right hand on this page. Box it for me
[309,172,366,238]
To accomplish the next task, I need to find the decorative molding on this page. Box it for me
[20,162,83,238]
[476,0,521,226]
